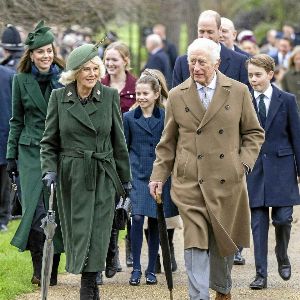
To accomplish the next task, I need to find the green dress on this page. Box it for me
[40,81,131,274]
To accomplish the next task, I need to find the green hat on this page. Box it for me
[66,44,99,71]
[25,20,54,50]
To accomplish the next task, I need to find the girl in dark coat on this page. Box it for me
[6,20,64,286]
[123,70,178,286]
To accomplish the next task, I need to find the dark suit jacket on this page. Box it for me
[247,85,300,207]
[172,43,249,89]
[0,66,15,165]
[234,45,250,57]
[144,48,172,89]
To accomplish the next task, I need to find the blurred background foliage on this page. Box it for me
[0,0,299,73]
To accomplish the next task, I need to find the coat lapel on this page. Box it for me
[219,44,230,74]
[180,77,206,123]
[199,72,231,128]
[148,106,162,131]
[64,82,98,132]
[264,86,283,132]
[24,74,48,116]
[134,106,153,134]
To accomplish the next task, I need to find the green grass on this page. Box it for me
[0,220,126,300]
[0,220,36,300]
[0,220,66,300]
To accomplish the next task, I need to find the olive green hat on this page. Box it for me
[25,20,54,50]
[66,44,99,71]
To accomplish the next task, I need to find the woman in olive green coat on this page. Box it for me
[6,20,64,286]
[40,44,131,300]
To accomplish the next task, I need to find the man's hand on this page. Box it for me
[149,181,163,201]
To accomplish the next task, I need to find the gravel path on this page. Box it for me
[17,207,300,299]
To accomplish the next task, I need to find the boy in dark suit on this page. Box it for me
[246,54,300,290]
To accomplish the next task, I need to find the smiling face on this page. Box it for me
[248,63,274,93]
[135,83,159,111]
[30,44,54,72]
[188,48,218,86]
[104,48,127,76]
[76,60,100,91]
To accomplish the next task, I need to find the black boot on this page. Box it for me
[27,229,45,285]
[50,253,61,286]
[93,281,100,300]
[275,224,292,280]
[116,247,122,272]
[125,220,133,267]
[96,272,103,285]
[168,229,177,272]
[80,272,97,300]
[125,238,133,267]
[105,228,119,278]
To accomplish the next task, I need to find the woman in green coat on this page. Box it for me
[6,20,64,286]
[40,44,131,300]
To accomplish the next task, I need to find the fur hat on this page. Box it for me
[0,24,24,51]
[25,20,54,50]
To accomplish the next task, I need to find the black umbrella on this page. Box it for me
[156,193,173,300]
[10,173,22,218]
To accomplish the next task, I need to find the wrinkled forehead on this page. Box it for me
[189,48,211,61]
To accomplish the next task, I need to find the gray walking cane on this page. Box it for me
[40,183,57,300]
[156,193,174,300]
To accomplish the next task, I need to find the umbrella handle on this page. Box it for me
[156,193,162,204]
[49,183,55,211]
[170,290,173,300]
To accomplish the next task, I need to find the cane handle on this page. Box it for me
[156,193,162,204]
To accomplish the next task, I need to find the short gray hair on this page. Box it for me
[187,38,220,64]
[59,55,106,85]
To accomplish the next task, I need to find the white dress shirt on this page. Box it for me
[196,72,217,109]
[254,84,273,116]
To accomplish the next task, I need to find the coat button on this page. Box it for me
[263,154,267,158]
[150,143,153,146]
[198,154,203,159]
[197,129,202,135]
[199,179,204,184]
[219,129,224,134]
[219,153,224,159]
[220,179,226,184]
[185,107,190,112]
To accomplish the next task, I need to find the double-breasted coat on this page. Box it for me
[151,71,264,256]
[6,72,63,252]
[40,81,131,274]
[247,86,300,207]
[123,106,178,218]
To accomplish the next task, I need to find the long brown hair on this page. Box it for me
[17,44,65,73]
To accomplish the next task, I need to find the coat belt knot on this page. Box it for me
[60,148,124,195]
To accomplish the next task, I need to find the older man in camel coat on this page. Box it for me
[149,38,264,300]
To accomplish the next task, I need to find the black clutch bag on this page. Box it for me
[115,196,131,230]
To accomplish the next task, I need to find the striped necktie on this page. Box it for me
[200,87,210,109]
[258,94,266,128]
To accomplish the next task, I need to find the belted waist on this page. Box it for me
[60,148,124,195]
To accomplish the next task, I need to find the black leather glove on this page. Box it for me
[122,182,132,198]
[6,159,18,179]
[42,171,57,189]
